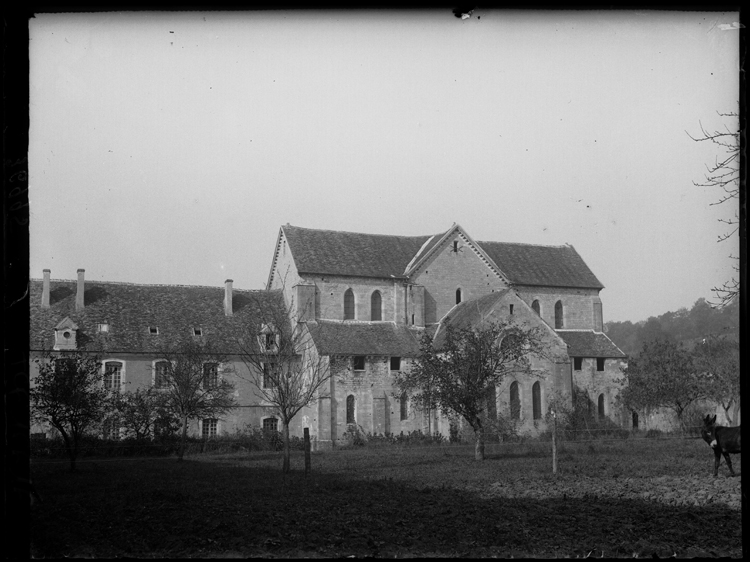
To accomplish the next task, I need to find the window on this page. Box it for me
[456,289,462,305]
[54,358,76,376]
[154,361,170,388]
[400,392,409,421]
[262,363,278,389]
[203,363,219,389]
[353,356,365,371]
[346,395,355,424]
[149,326,159,335]
[531,300,540,315]
[598,394,605,419]
[532,381,541,420]
[193,327,203,336]
[501,334,522,361]
[98,323,109,333]
[554,301,563,329]
[632,411,639,429]
[265,332,277,352]
[509,381,520,421]
[593,301,603,332]
[509,304,514,315]
[573,357,583,371]
[390,357,401,371]
[453,240,458,252]
[202,418,217,439]
[596,358,605,371]
[371,291,382,321]
[263,417,278,432]
[486,386,497,420]
[102,416,120,440]
[104,361,122,390]
[344,289,355,320]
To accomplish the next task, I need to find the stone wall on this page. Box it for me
[516,285,602,330]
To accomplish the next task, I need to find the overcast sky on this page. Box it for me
[29,10,740,323]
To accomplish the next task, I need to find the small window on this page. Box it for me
[598,394,605,418]
[263,417,278,432]
[390,357,401,371]
[265,332,276,351]
[98,323,109,333]
[193,327,203,337]
[531,300,540,315]
[596,358,605,371]
[154,361,170,388]
[453,240,458,252]
[400,392,409,421]
[104,361,122,390]
[574,357,583,371]
[202,418,217,439]
[203,363,219,389]
[411,313,415,325]
[344,289,355,320]
[532,381,542,420]
[509,381,520,421]
[632,411,639,429]
[149,326,159,335]
[346,395,356,424]
[456,289,462,305]
[262,363,278,389]
[353,356,365,371]
[371,291,382,321]
[554,301,563,329]
[509,304,514,315]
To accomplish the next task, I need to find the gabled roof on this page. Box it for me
[281,224,603,289]
[556,330,626,358]
[479,241,604,289]
[307,320,422,357]
[282,225,434,278]
[29,279,284,354]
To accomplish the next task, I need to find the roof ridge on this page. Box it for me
[285,224,436,240]
[478,240,569,249]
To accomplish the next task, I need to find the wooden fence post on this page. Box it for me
[304,427,311,476]
[552,409,557,475]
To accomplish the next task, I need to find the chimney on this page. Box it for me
[224,279,233,316]
[42,269,51,308]
[76,269,85,311]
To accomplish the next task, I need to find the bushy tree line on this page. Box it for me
[617,336,740,430]
[605,296,739,357]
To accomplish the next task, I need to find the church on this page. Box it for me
[30,223,627,445]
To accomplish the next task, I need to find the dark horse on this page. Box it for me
[701,414,741,477]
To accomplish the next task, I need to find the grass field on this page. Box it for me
[30,438,742,558]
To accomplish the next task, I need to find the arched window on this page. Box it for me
[598,394,605,419]
[400,392,408,421]
[532,381,542,420]
[531,300,540,315]
[371,291,382,321]
[486,386,497,420]
[509,381,520,421]
[456,288,462,305]
[346,395,355,424]
[554,300,564,329]
[501,334,522,361]
[104,361,123,390]
[344,289,355,320]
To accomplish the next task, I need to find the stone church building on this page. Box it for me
[30,223,627,445]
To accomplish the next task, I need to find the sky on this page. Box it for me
[28,10,740,323]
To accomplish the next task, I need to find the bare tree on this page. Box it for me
[30,349,110,471]
[112,386,180,441]
[693,335,740,425]
[154,338,238,461]
[236,291,332,473]
[688,111,741,307]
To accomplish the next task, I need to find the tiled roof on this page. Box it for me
[479,241,604,289]
[432,291,510,348]
[307,320,422,357]
[29,279,284,354]
[283,225,434,278]
[283,225,603,289]
[556,330,626,358]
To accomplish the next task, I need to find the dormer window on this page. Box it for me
[193,327,203,337]
[259,324,279,353]
[149,326,159,335]
[53,317,78,350]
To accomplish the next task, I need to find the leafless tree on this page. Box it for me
[236,289,332,473]
[154,338,238,461]
[688,111,741,307]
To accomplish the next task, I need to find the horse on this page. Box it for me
[701,414,741,477]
